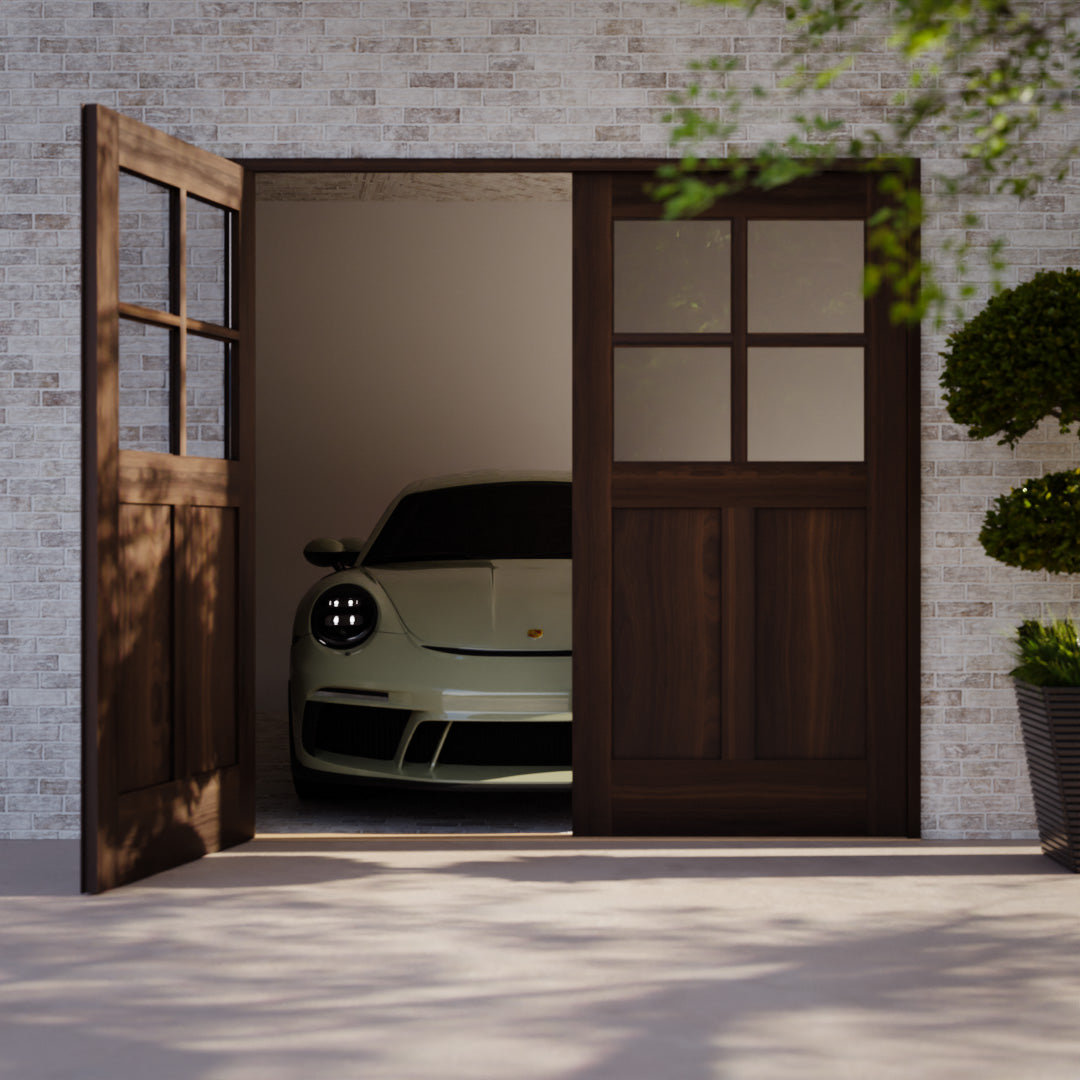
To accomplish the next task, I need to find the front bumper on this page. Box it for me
[290,630,572,787]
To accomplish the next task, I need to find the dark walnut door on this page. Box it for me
[572,171,917,836]
[82,105,255,891]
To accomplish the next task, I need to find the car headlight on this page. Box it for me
[310,584,378,649]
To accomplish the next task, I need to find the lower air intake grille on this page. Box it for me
[404,721,446,764]
[302,701,410,761]
[437,721,571,767]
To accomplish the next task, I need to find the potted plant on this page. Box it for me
[941,268,1080,870]
[1009,619,1080,871]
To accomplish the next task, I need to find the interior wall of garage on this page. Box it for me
[254,188,572,718]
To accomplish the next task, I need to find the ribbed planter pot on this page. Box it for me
[1014,680,1080,872]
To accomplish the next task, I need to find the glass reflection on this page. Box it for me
[747,347,863,461]
[748,220,864,333]
[614,221,731,333]
[187,196,231,327]
[119,320,172,453]
[186,334,228,458]
[614,347,731,461]
[118,171,172,313]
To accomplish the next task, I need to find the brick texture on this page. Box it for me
[3,0,1078,838]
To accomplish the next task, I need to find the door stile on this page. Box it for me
[235,168,257,835]
[865,173,919,835]
[172,506,189,781]
[906,257,923,837]
[169,187,186,782]
[572,173,614,835]
[723,214,752,763]
[81,104,121,894]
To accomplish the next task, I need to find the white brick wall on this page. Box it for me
[2,0,1077,839]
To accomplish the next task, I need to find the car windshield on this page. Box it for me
[364,481,571,564]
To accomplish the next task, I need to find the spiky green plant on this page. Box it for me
[1010,618,1080,687]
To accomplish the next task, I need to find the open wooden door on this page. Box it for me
[572,171,918,836]
[82,105,254,892]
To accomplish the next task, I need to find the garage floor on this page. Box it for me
[0,838,1076,1080]
[256,712,572,834]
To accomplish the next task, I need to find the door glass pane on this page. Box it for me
[187,196,232,327]
[118,170,172,312]
[186,334,229,459]
[614,221,731,333]
[747,347,863,461]
[614,347,730,461]
[119,319,172,453]
[748,220,864,333]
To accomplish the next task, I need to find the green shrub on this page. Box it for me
[1011,617,1080,687]
[979,469,1080,574]
[940,268,1080,447]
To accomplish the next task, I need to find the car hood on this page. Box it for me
[364,560,571,652]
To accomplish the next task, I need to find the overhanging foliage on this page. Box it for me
[657,0,1080,323]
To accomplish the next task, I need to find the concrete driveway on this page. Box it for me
[0,838,1076,1080]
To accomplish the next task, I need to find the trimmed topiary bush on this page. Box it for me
[939,268,1080,572]
[940,268,1080,447]
[980,469,1080,574]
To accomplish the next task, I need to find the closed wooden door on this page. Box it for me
[572,171,917,836]
[82,105,255,891]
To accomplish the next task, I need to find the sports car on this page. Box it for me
[289,471,572,798]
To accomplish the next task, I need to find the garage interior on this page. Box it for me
[252,171,574,833]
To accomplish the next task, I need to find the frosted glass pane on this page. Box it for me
[748,220,864,332]
[187,196,232,327]
[748,347,863,461]
[186,334,228,459]
[614,347,730,461]
[119,320,172,453]
[614,221,731,333]
[118,171,172,312]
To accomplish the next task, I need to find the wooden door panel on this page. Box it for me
[116,502,174,793]
[612,508,721,759]
[83,104,254,892]
[180,505,239,774]
[754,508,867,760]
[572,169,917,838]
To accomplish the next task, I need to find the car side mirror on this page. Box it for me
[303,538,361,572]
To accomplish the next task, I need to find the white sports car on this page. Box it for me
[289,471,572,798]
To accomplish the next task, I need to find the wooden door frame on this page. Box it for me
[239,156,919,838]
[84,151,920,884]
